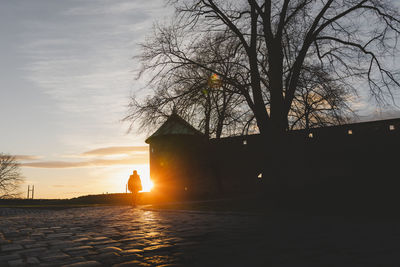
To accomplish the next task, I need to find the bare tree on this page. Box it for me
[289,66,355,130]
[128,25,354,137]
[134,0,400,138]
[0,154,24,199]
[126,31,256,138]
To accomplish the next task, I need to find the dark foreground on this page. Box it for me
[1,206,400,266]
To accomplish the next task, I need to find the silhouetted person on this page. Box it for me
[128,170,142,206]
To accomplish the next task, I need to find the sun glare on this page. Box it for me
[141,179,154,192]
[113,165,153,193]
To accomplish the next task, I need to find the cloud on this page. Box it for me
[20,145,149,169]
[21,155,148,169]
[82,146,148,157]
[13,0,173,152]
[64,1,157,16]
[13,155,42,161]
[353,109,400,122]
[18,0,169,129]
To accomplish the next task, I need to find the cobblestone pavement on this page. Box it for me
[0,206,267,266]
[0,208,53,217]
[2,206,400,266]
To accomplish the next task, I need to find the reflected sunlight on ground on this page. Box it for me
[113,164,153,192]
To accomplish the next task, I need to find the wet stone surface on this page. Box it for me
[1,206,400,266]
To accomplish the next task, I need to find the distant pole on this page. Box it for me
[27,185,34,199]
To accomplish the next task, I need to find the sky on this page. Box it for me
[1,1,400,199]
[0,0,173,199]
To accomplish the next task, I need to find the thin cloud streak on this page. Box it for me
[14,155,42,161]
[82,146,148,156]
[356,109,400,122]
[64,1,160,16]
[20,145,150,168]
[21,155,148,169]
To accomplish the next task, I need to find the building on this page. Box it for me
[145,113,215,200]
[146,113,400,206]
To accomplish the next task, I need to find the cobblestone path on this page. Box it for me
[2,206,400,266]
[0,206,267,266]
[0,208,53,217]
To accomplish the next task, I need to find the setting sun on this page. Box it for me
[111,164,153,193]
[141,179,154,192]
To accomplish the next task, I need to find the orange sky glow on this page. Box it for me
[19,146,152,199]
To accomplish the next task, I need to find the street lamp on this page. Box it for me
[203,73,222,95]
[208,73,222,89]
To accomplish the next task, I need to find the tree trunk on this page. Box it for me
[204,93,211,138]
[269,40,288,134]
[215,115,224,139]
[305,110,310,130]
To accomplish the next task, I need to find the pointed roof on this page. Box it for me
[145,113,204,143]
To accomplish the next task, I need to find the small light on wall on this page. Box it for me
[184,187,188,191]
[348,129,353,135]
[308,133,313,138]
[390,125,395,131]
[243,139,247,145]
[258,173,262,179]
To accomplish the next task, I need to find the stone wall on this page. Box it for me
[148,118,400,206]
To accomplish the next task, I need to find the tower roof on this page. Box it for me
[145,113,204,143]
